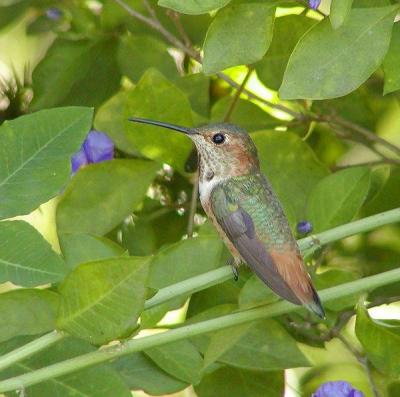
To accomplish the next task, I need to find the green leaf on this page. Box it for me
[0,221,67,287]
[203,2,276,74]
[203,319,309,370]
[306,167,371,232]
[148,233,225,290]
[0,336,132,397]
[238,274,279,309]
[59,233,126,269]
[57,159,159,235]
[256,14,316,91]
[31,38,121,109]
[57,257,150,345]
[0,289,58,343]
[211,97,280,131]
[117,35,178,83]
[124,69,193,173]
[145,340,204,384]
[330,0,354,29]
[0,107,93,219]
[195,367,284,397]
[356,305,400,377]
[315,269,358,311]
[112,352,188,395]
[95,90,139,155]
[252,131,329,223]
[0,1,29,29]
[203,322,254,369]
[383,22,400,94]
[280,6,398,100]
[158,0,231,15]
[174,74,210,118]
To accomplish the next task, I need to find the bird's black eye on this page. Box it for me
[212,133,225,144]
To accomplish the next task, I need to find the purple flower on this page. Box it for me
[71,130,114,174]
[313,381,364,397]
[297,220,313,235]
[308,0,321,9]
[45,7,63,20]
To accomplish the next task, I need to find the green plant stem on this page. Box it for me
[1,267,400,392]
[0,332,64,372]
[0,208,398,375]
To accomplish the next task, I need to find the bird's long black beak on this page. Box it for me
[128,117,194,135]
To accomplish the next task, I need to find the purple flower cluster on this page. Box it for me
[309,0,321,10]
[313,381,364,397]
[45,7,63,20]
[71,130,114,174]
[297,220,313,235]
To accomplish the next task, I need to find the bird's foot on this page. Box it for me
[227,257,240,281]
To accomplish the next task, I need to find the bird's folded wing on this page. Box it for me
[210,181,301,305]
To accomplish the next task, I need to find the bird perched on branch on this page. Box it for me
[129,118,324,318]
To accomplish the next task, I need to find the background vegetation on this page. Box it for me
[0,0,400,396]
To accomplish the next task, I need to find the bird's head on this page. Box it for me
[129,118,260,177]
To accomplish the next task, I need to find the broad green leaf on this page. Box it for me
[112,352,188,395]
[0,289,58,343]
[0,107,93,219]
[204,319,309,370]
[256,14,316,91]
[0,221,67,286]
[306,167,371,232]
[252,131,329,223]
[356,305,400,377]
[211,97,280,131]
[31,38,120,109]
[203,2,276,74]
[117,35,178,83]
[148,233,225,290]
[330,0,354,29]
[195,367,284,397]
[145,340,204,384]
[158,0,231,15]
[0,336,131,397]
[57,159,159,235]
[383,22,400,94]
[124,69,193,173]
[280,6,398,100]
[57,257,150,345]
[59,233,126,269]
[238,274,278,309]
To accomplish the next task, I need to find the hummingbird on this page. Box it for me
[129,118,324,318]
